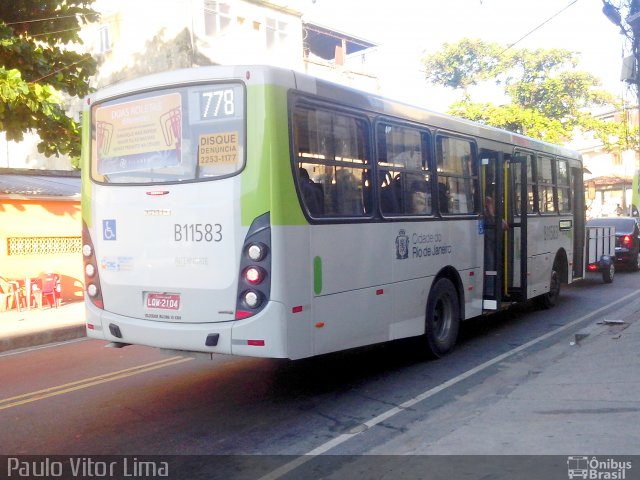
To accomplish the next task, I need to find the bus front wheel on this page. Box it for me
[424,278,460,358]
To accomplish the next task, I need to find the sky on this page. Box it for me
[302,0,629,112]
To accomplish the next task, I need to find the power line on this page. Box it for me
[28,27,82,39]
[29,54,94,84]
[501,0,579,55]
[4,14,95,27]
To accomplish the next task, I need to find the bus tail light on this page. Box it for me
[82,221,104,310]
[242,290,263,308]
[247,242,267,262]
[244,266,265,284]
[235,213,271,320]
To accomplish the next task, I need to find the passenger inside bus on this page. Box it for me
[377,172,432,216]
[408,179,431,214]
[483,186,509,296]
[335,169,362,215]
[299,167,324,215]
[484,190,498,296]
[437,182,449,214]
[379,171,400,214]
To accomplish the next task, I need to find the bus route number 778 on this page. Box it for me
[174,223,222,242]
[201,89,235,119]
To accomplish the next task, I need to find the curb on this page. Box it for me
[0,324,86,353]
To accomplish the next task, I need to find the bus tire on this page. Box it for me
[424,278,460,358]
[536,263,560,309]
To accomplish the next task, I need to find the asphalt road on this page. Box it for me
[2,270,639,478]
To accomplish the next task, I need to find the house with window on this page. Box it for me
[84,0,378,91]
[87,0,304,88]
[567,107,639,218]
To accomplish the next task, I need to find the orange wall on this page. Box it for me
[0,198,84,303]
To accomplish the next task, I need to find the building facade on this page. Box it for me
[87,0,307,88]
[85,0,378,89]
[0,170,84,307]
[568,107,639,218]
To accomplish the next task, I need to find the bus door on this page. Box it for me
[506,152,532,302]
[480,150,506,310]
[481,149,529,310]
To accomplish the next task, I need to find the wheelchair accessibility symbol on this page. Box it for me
[103,219,117,241]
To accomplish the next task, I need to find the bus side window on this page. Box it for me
[376,123,431,216]
[436,136,476,215]
[513,152,536,215]
[557,159,571,213]
[292,106,371,219]
[537,155,555,213]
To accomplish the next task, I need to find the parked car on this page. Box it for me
[586,217,640,271]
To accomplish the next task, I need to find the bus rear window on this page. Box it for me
[90,83,245,184]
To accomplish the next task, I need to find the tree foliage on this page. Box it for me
[423,38,505,96]
[423,38,637,152]
[0,0,99,161]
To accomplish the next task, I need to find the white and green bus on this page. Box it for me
[81,65,586,359]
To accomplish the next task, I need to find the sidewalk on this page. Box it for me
[439,316,640,454]
[373,300,640,455]
[0,301,86,353]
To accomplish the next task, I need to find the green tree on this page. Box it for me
[423,38,506,99]
[423,38,637,152]
[0,1,99,164]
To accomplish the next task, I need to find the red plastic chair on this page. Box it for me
[39,274,59,309]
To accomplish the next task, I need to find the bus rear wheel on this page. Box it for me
[424,278,460,358]
[536,264,560,310]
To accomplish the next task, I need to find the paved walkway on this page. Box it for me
[0,301,86,352]
[388,308,640,455]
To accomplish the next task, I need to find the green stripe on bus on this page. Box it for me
[313,256,322,295]
[241,84,307,227]
[80,108,93,227]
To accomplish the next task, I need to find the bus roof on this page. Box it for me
[87,65,581,162]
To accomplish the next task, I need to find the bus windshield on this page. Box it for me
[90,82,245,184]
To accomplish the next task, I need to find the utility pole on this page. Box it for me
[603,0,640,215]
[629,0,640,215]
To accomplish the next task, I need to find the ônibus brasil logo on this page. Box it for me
[567,456,632,479]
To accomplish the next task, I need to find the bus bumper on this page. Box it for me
[84,300,288,358]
